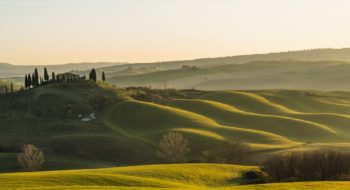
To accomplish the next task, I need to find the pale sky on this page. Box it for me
[1,0,350,65]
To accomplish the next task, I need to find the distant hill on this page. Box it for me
[3,82,350,171]
[5,48,350,90]
[90,48,350,74]
[69,48,350,90]
[0,62,123,78]
[101,60,350,90]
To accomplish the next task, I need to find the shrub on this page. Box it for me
[17,144,45,171]
[156,132,190,163]
[262,149,350,181]
[242,170,272,184]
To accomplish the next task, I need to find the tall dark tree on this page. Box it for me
[32,73,35,87]
[24,74,28,89]
[102,71,106,82]
[89,68,97,82]
[5,85,7,93]
[10,83,13,92]
[56,74,60,82]
[34,68,39,86]
[52,72,55,81]
[44,67,49,81]
[28,74,32,87]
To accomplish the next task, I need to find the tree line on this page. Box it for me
[24,67,106,89]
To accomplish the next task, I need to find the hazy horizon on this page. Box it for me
[1,47,350,66]
[2,0,350,65]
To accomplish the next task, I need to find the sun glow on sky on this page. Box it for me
[1,0,350,65]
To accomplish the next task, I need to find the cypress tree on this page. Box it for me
[90,68,96,82]
[34,69,39,86]
[56,74,60,82]
[28,74,32,87]
[5,86,7,93]
[26,75,29,88]
[32,73,35,87]
[102,71,106,82]
[10,83,13,92]
[44,67,49,81]
[24,74,28,89]
[52,72,55,81]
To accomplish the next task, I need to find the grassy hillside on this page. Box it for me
[1,164,350,190]
[3,82,350,172]
[95,48,350,75]
[104,60,350,90]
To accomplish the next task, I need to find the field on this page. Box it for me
[2,75,350,189]
[1,164,350,190]
[2,81,350,171]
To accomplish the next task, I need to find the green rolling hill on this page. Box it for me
[1,163,350,190]
[2,81,350,172]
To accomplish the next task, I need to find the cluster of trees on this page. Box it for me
[24,68,51,89]
[198,139,251,164]
[155,132,251,164]
[24,67,106,89]
[262,149,350,181]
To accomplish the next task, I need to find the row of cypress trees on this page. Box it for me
[24,68,106,89]
[24,68,50,89]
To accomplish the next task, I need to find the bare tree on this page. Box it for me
[156,132,190,163]
[17,144,45,171]
[216,139,252,164]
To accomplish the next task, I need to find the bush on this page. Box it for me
[242,170,272,184]
[17,144,45,171]
[262,149,350,181]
